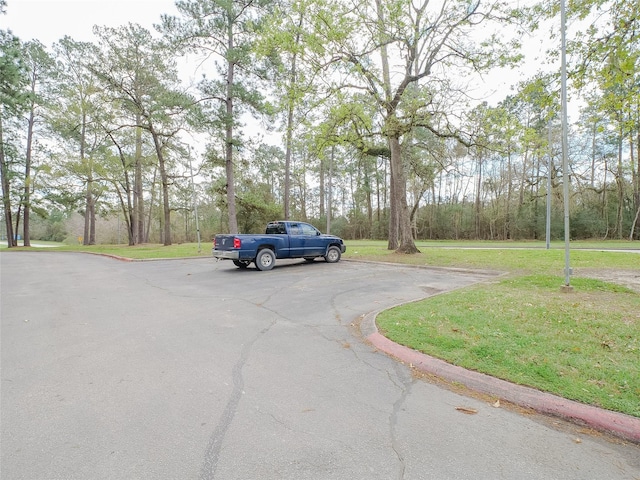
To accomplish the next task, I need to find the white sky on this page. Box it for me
[1,0,572,120]
[2,0,178,46]
[3,0,546,94]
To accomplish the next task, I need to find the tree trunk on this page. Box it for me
[283,19,302,221]
[326,147,333,233]
[475,151,482,239]
[630,204,640,241]
[135,121,144,243]
[83,181,96,245]
[631,129,639,240]
[533,153,542,240]
[319,156,325,219]
[121,148,134,244]
[284,106,292,220]
[79,111,96,246]
[104,127,140,245]
[145,167,158,243]
[389,135,419,254]
[376,0,399,250]
[387,143,399,250]
[519,149,528,208]
[299,152,307,220]
[615,128,624,239]
[374,0,418,253]
[0,117,15,247]
[151,130,172,245]
[505,147,512,239]
[590,120,597,188]
[23,94,36,247]
[365,158,373,235]
[602,157,609,238]
[225,19,238,235]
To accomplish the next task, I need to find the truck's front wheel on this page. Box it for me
[255,249,276,271]
[324,245,341,263]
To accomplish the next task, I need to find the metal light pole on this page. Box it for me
[546,120,552,250]
[560,0,572,289]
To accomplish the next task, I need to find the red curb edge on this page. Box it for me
[364,314,640,444]
[93,253,136,262]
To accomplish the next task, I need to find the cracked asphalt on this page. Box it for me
[1,252,639,479]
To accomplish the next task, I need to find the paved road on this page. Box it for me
[1,252,638,479]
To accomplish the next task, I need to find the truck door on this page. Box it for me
[266,222,293,257]
[299,223,326,256]
[287,223,305,256]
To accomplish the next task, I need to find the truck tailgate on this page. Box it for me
[214,235,237,250]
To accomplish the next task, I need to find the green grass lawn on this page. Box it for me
[377,275,639,417]
[4,238,639,416]
[348,241,639,417]
[346,241,638,273]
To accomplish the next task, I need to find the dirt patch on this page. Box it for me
[576,268,640,293]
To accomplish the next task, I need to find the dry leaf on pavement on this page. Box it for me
[455,406,478,415]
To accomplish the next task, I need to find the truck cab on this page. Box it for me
[268,221,330,257]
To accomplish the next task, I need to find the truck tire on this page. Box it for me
[255,248,276,271]
[324,245,341,263]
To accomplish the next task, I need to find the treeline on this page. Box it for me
[1,0,638,248]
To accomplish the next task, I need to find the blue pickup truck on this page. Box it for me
[212,221,347,271]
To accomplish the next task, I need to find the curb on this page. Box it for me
[70,251,211,262]
[362,310,640,444]
[342,257,505,277]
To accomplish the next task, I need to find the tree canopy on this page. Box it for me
[1,0,638,246]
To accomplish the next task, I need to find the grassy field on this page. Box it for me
[3,239,639,416]
[347,240,638,274]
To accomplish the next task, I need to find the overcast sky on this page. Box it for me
[2,0,178,46]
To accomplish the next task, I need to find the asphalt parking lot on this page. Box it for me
[1,252,639,479]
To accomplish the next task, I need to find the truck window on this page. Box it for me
[266,223,286,234]
[289,224,302,235]
[300,224,318,236]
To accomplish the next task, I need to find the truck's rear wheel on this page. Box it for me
[255,249,275,271]
[324,245,341,263]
